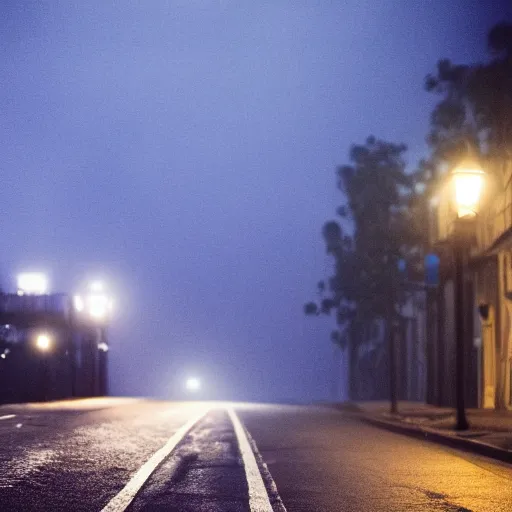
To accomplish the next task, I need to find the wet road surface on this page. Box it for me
[0,399,511,511]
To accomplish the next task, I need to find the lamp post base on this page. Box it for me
[456,416,469,431]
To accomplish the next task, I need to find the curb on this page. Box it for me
[358,414,512,464]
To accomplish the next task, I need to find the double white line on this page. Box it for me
[101,407,281,512]
[227,408,275,512]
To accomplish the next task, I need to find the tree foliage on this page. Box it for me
[308,136,417,331]
[420,22,512,182]
[409,22,512,260]
[306,137,418,401]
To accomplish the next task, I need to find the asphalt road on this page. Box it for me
[0,399,511,511]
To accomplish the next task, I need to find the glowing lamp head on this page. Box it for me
[87,294,110,320]
[452,161,485,218]
[74,281,113,323]
[90,281,104,292]
[36,334,51,351]
[17,272,48,295]
[74,295,84,312]
[185,377,201,392]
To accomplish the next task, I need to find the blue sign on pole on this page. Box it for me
[424,253,440,286]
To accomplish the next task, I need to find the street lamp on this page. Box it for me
[451,157,485,430]
[36,333,51,352]
[452,163,485,219]
[186,377,201,393]
[74,285,113,324]
[35,333,52,401]
[74,295,84,312]
[74,282,113,396]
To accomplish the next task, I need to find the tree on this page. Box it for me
[306,136,417,408]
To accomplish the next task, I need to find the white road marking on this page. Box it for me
[0,415,16,421]
[101,407,209,512]
[228,408,275,512]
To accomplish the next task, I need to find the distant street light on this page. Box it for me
[17,272,48,295]
[450,156,485,431]
[36,333,51,352]
[186,377,201,393]
[35,333,52,401]
[74,295,84,312]
[73,281,113,397]
[88,293,111,320]
[90,281,104,292]
[74,282,113,322]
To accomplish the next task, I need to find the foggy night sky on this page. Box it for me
[1,1,510,402]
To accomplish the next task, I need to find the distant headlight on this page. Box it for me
[185,377,201,392]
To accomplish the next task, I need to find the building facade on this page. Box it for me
[430,157,512,410]
[0,293,108,404]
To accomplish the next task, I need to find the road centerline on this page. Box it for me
[228,407,281,512]
[0,414,16,421]
[101,407,209,512]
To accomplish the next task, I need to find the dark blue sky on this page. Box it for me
[1,1,510,401]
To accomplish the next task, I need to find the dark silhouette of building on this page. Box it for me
[0,293,108,404]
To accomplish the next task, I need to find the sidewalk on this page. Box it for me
[0,396,142,412]
[336,401,512,463]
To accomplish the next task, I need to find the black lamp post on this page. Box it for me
[450,160,485,430]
